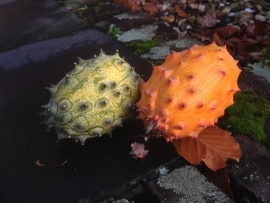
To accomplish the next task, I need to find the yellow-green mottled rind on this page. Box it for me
[43,51,141,144]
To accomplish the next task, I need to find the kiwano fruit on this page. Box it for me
[42,50,141,144]
[136,42,241,142]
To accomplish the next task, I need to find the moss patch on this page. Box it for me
[125,39,162,55]
[223,89,270,145]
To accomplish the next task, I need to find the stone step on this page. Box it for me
[226,135,270,203]
[145,165,234,203]
[95,11,155,32]
[75,3,270,203]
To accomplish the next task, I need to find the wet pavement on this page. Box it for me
[1,0,270,203]
[0,0,181,203]
[0,0,90,52]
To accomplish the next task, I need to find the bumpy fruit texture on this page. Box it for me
[42,50,141,144]
[136,42,241,142]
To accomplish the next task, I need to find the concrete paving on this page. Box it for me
[0,1,175,202]
[1,0,260,203]
[0,0,90,52]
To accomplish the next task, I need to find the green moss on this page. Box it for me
[72,10,87,20]
[223,89,270,145]
[125,39,162,55]
[107,24,123,39]
[145,58,163,66]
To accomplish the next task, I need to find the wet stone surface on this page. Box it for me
[0,0,90,52]
[0,25,177,203]
[226,135,270,203]
[141,37,204,60]
[1,0,270,202]
[149,166,234,203]
[74,1,130,24]
[117,22,178,43]
[95,11,155,32]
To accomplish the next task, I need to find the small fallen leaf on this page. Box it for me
[35,159,69,167]
[143,3,159,17]
[127,0,140,12]
[173,126,241,170]
[242,23,255,37]
[201,14,216,27]
[212,32,224,46]
[198,31,212,42]
[214,25,239,39]
[237,37,258,54]
[175,5,188,17]
[255,22,270,36]
[188,0,196,5]
[116,0,128,5]
[129,142,149,159]
[225,40,235,56]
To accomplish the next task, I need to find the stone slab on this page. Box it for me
[148,166,234,203]
[95,11,155,32]
[0,0,90,52]
[0,28,179,203]
[226,135,270,203]
[72,1,130,24]
[94,157,187,202]
[117,22,178,43]
[141,37,204,60]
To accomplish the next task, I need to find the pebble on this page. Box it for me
[189,3,198,9]
[186,24,192,29]
[198,4,206,12]
[217,15,233,26]
[219,3,225,8]
[172,27,180,33]
[256,4,263,11]
[221,6,232,14]
[255,14,266,21]
[160,15,175,23]
[245,8,255,13]
[266,11,270,20]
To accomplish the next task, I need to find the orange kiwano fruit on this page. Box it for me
[136,42,241,142]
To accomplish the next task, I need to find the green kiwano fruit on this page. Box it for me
[42,50,141,144]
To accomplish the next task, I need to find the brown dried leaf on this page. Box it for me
[214,25,239,39]
[243,23,255,37]
[175,5,188,17]
[225,40,236,56]
[35,159,69,167]
[187,0,195,4]
[127,0,140,12]
[212,32,224,46]
[116,0,128,5]
[254,22,270,37]
[173,126,241,170]
[237,36,258,54]
[145,0,160,2]
[198,31,212,42]
[143,3,159,16]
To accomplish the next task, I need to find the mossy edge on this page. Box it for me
[223,89,270,146]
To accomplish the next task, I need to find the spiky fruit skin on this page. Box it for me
[136,42,241,142]
[42,51,141,144]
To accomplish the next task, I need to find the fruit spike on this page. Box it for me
[136,42,241,142]
[42,50,141,145]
